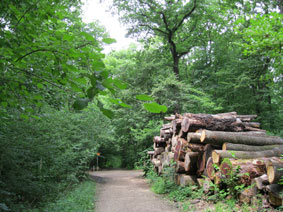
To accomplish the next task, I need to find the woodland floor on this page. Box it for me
[90,170,179,212]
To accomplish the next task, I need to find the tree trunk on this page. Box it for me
[184,152,200,172]
[201,130,283,146]
[239,186,257,204]
[267,161,283,184]
[187,132,202,143]
[180,174,197,187]
[175,161,186,173]
[187,143,205,152]
[174,138,188,161]
[267,184,283,206]
[222,143,283,151]
[199,144,219,176]
[172,119,182,134]
[154,136,165,143]
[154,147,165,156]
[173,55,180,77]
[212,147,283,164]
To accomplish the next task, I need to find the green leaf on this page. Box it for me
[33,95,43,100]
[113,79,127,89]
[109,98,120,105]
[37,83,44,89]
[20,113,29,120]
[101,108,114,119]
[120,102,132,108]
[87,87,97,99]
[70,82,82,92]
[143,102,167,113]
[102,38,117,44]
[1,101,8,107]
[136,94,155,101]
[74,77,87,85]
[81,32,94,41]
[73,98,89,110]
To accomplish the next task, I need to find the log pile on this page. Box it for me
[149,112,283,206]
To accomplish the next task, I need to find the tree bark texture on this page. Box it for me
[201,130,283,146]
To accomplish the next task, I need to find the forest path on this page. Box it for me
[89,170,179,212]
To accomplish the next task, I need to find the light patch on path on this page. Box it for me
[90,170,179,212]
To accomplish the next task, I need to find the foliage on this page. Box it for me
[0,0,121,115]
[26,180,95,212]
[112,0,209,76]
[0,105,109,211]
[207,162,248,202]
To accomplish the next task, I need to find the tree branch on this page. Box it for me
[15,68,64,90]
[139,24,168,35]
[15,49,59,62]
[16,0,40,27]
[173,0,197,32]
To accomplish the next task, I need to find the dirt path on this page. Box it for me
[90,170,179,212]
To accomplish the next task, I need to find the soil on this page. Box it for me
[89,170,179,212]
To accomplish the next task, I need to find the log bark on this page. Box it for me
[175,161,186,173]
[254,174,269,190]
[201,130,283,146]
[267,161,283,184]
[174,174,181,185]
[172,119,182,134]
[162,123,173,129]
[184,152,200,172]
[147,151,154,155]
[243,122,260,128]
[154,147,165,156]
[199,144,219,176]
[187,132,202,143]
[172,136,178,148]
[236,114,257,122]
[239,186,257,204]
[267,184,283,206]
[222,143,283,151]
[164,115,176,121]
[182,113,244,132]
[180,175,197,187]
[173,138,188,161]
[187,143,205,152]
[212,148,283,164]
[154,136,165,143]
[152,158,161,167]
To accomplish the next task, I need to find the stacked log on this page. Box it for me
[149,112,283,206]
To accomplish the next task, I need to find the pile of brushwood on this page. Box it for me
[148,112,283,206]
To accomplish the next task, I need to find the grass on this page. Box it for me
[26,180,96,212]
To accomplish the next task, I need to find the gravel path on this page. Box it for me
[90,170,179,212]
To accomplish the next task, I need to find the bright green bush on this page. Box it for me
[26,180,95,212]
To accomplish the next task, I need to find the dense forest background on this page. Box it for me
[0,0,282,211]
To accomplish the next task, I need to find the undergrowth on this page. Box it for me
[145,163,283,212]
[25,180,95,212]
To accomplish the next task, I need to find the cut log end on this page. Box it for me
[267,165,275,184]
[212,151,220,164]
[200,130,206,143]
[222,143,227,150]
